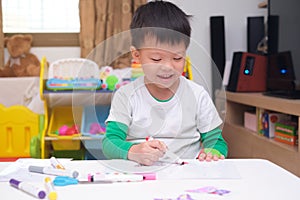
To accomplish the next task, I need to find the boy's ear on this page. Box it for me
[130,46,140,62]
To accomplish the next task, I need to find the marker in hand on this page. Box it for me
[146,136,187,165]
[164,150,186,165]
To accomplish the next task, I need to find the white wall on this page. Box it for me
[4,47,81,64]
[4,0,267,93]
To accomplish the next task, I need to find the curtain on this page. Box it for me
[79,0,146,69]
[0,0,4,67]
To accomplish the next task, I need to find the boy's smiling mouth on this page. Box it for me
[157,74,173,79]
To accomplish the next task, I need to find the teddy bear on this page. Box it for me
[0,34,40,77]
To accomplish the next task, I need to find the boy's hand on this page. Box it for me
[197,148,225,162]
[128,139,167,166]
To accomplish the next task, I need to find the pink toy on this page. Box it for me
[115,79,131,89]
[58,124,80,136]
[89,123,106,134]
[58,125,69,135]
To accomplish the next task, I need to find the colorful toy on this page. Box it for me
[99,66,113,80]
[105,75,119,91]
[46,77,101,91]
[89,123,106,134]
[102,76,131,91]
[54,124,80,136]
[46,58,100,91]
[131,60,141,68]
[99,65,133,91]
[182,56,193,80]
[131,60,144,80]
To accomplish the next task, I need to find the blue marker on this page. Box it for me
[9,178,46,199]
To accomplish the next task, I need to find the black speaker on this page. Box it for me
[267,51,295,90]
[227,52,243,91]
[268,15,279,54]
[210,16,226,78]
[210,16,226,100]
[247,16,265,54]
[227,52,267,92]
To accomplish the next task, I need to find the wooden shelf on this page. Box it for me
[226,91,300,116]
[222,91,300,177]
[226,122,298,153]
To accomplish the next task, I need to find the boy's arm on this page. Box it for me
[200,127,228,158]
[102,121,134,159]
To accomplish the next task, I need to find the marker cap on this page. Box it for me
[136,173,156,180]
[71,170,79,178]
[28,166,44,173]
[9,178,20,188]
[142,173,156,180]
[38,191,47,199]
[48,192,57,200]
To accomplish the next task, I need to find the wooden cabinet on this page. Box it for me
[222,91,300,177]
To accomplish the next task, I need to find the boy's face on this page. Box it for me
[131,38,187,89]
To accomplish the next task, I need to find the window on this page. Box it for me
[2,0,80,46]
[2,0,80,33]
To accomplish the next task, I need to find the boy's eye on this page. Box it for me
[151,58,161,62]
[174,57,183,61]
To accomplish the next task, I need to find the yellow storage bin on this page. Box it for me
[47,106,82,150]
[0,104,41,158]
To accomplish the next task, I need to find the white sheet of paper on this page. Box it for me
[101,159,241,179]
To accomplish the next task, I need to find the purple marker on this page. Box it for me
[9,178,46,199]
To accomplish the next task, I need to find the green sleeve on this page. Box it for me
[102,121,134,159]
[200,127,228,157]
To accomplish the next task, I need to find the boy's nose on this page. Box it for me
[160,61,174,70]
[160,64,173,71]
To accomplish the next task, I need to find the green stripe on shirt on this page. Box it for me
[200,127,228,157]
[102,121,228,159]
[102,121,133,159]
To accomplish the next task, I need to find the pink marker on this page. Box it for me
[146,136,187,165]
[136,173,156,180]
[88,173,143,182]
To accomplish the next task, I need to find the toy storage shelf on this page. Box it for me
[222,91,300,177]
[40,57,112,159]
[44,136,101,141]
[43,89,113,94]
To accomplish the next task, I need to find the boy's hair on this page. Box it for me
[130,0,191,48]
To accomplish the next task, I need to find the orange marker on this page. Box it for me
[50,157,65,170]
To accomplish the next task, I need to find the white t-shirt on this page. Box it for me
[106,76,222,159]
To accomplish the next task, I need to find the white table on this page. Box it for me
[1,159,300,200]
